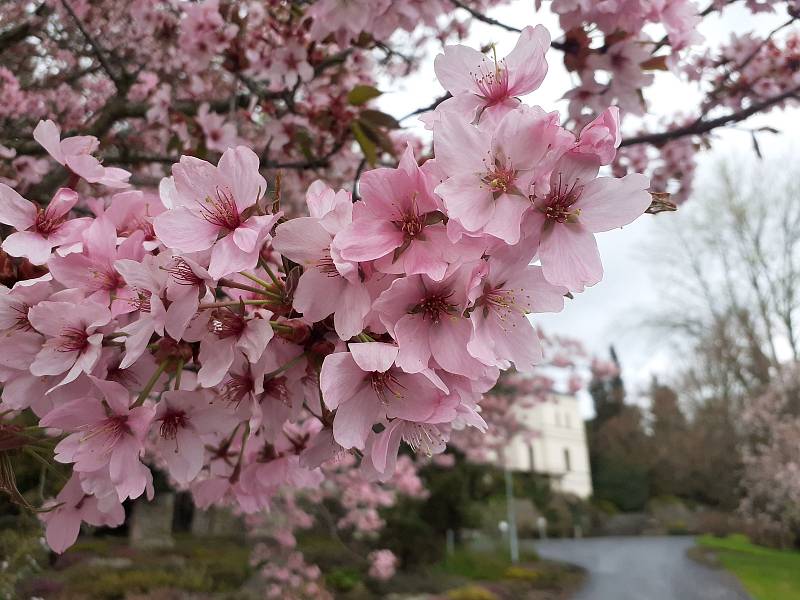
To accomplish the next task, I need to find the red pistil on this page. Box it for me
[208,308,246,339]
[472,59,510,106]
[33,206,67,236]
[219,373,254,406]
[57,326,89,353]
[316,250,340,277]
[197,187,242,231]
[167,257,204,287]
[159,409,188,440]
[412,291,458,324]
[542,174,584,224]
[370,371,405,404]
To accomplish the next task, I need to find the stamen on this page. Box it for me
[208,308,246,339]
[167,258,204,287]
[471,57,510,106]
[219,373,254,406]
[130,289,152,312]
[196,187,241,231]
[34,206,67,236]
[159,409,188,441]
[9,302,33,332]
[89,266,125,293]
[411,291,458,324]
[403,423,446,457]
[542,173,584,224]
[316,250,340,277]
[79,415,129,449]
[263,376,290,406]
[370,371,406,404]
[57,326,89,353]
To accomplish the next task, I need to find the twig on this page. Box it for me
[61,0,127,89]
[621,84,800,147]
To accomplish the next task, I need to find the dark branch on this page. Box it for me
[61,0,127,90]
[447,0,566,50]
[399,92,451,122]
[0,3,50,52]
[621,84,800,147]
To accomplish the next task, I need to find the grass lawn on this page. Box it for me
[697,534,800,600]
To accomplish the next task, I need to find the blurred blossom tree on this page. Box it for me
[0,0,800,592]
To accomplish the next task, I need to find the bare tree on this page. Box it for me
[647,152,800,410]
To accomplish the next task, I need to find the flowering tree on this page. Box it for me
[740,367,800,548]
[0,0,798,577]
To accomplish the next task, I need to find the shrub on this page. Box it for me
[325,567,362,592]
[446,584,499,600]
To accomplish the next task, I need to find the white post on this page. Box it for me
[503,462,519,564]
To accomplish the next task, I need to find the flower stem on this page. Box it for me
[174,359,183,390]
[134,361,168,407]
[240,271,275,290]
[199,299,274,309]
[218,278,281,297]
[264,352,307,380]
[259,258,284,288]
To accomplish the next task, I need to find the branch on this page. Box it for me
[61,0,127,90]
[621,84,800,147]
[694,16,797,122]
[448,0,520,33]
[447,0,566,50]
[0,3,50,52]
[399,92,451,122]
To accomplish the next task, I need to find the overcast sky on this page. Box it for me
[378,2,800,416]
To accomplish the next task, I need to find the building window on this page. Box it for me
[563,448,571,472]
[528,443,535,471]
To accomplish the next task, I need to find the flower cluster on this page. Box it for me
[0,25,650,554]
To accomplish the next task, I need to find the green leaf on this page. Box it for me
[359,109,400,130]
[358,119,395,156]
[351,120,378,165]
[347,85,382,106]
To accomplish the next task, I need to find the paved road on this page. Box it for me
[531,536,752,600]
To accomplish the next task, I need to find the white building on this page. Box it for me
[504,393,593,499]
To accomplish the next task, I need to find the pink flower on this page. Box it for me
[33,120,130,187]
[113,255,169,368]
[467,244,566,372]
[154,390,237,484]
[319,342,454,450]
[273,181,371,339]
[372,266,488,378]
[570,106,622,166]
[530,158,651,291]
[48,215,145,311]
[308,0,391,46]
[104,190,165,251]
[0,275,52,333]
[333,146,453,281]
[153,146,281,279]
[433,107,574,244]
[163,254,216,340]
[41,376,155,501]
[195,308,274,387]
[40,473,125,553]
[0,186,89,264]
[368,549,398,581]
[364,418,449,479]
[28,300,111,388]
[433,25,550,124]
[196,103,238,153]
